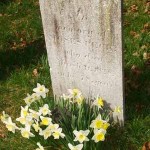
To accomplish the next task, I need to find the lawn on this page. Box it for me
[0,0,150,150]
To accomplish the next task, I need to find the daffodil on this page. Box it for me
[39,127,52,139]
[40,116,52,126]
[32,121,41,132]
[21,106,29,117]
[93,97,104,109]
[92,129,106,142]
[68,89,82,98]
[47,123,59,132]
[39,104,51,116]
[4,117,19,133]
[31,93,41,101]
[23,93,33,106]
[16,114,33,125]
[68,143,83,150]
[0,111,9,123]
[114,106,122,113]
[29,109,41,121]
[73,130,89,143]
[33,83,49,98]
[101,121,110,130]
[90,114,103,129]
[52,128,65,139]
[20,125,35,139]
[75,96,84,105]
[36,142,44,150]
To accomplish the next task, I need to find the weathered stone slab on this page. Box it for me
[39,0,124,120]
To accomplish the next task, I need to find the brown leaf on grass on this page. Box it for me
[132,52,140,57]
[141,23,150,33]
[144,1,150,14]
[142,142,150,150]
[0,129,5,138]
[131,65,142,76]
[32,69,38,77]
[130,31,140,38]
[123,21,130,26]
[12,42,17,51]
[20,40,27,48]
[130,5,138,12]
[144,23,150,30]
[141,45,148,50]
[143,52,150,60]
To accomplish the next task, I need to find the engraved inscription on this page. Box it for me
[39,0,124,120]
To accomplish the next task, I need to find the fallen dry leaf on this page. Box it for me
[20,40,27,47]
[32,69,38,77]
[132,52,140,57]
[141,45,148,50]
[144,23,150,30]
[142,142,150,150]
[131,65,142,76]
[0,129,5,138]
[130,31,140,38]
[130,5,138,12]
[145,1,150,14]
[143,52,150,60]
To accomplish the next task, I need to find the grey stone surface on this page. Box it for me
[39,0,124,120]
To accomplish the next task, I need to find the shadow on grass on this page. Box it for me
[0,38,47,81]
[0,0,13,4]
[125,64,150,120]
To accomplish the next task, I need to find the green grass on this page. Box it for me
[0,0,150,149]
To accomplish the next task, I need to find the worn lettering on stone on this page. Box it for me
[39,0,124,120]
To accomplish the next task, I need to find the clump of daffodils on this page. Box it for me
[62,88,84,106]
[1,83,64,150]
[1,84,121,150]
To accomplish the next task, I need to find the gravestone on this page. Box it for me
[39,0,124,121]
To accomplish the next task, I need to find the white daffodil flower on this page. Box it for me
[20,124,35,139]
[29,109,41,121]
[101,121,110,130]
[73,130,90,143]
[47,123,59,132]
[16,114,33,125]
[33,83,49,98]
[31,93,41,101]
[114,106,122,113]
[16,116,26,125]
[4,117,19,133]
[92,129,106,142]
[39,104,51,116]
[21,106,29,117]
[68,143,83,150]
[39,127,52,139]
[68,89,82,98]
[93,97,104,109]
[23,93,33,106]
[90,114,104,129]
[75,95,84,105]
[36,142,44,150]
[0,111,9,123]
[32,121,41,132]
[52,128,65,139]
[40,116,52,126]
